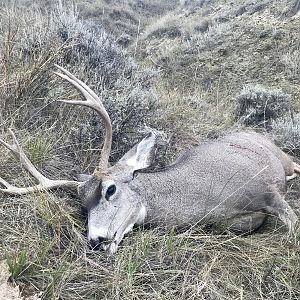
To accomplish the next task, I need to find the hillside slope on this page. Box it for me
[135,0,300,101]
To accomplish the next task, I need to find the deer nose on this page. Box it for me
[90,236,108,250]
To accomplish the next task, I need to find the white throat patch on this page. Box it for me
[135,204,146,225]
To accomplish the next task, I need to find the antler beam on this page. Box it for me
[0,129,79,195]
[53,64,112,174]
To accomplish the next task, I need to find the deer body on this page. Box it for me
[0,66,298,254]
[129,132,295,229]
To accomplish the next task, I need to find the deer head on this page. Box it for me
[78,129,157,253]
[0,65,156,253]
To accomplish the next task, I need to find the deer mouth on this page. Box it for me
[102,223,135,253]
[89,208,144,253]
[89,230,121,253]
[102,240,118,253]
[90,237,118,253]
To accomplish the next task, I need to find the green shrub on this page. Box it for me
[234,84,291,127]
[190,21,233,51]
[0,3,158,175]
[271,113,300,157]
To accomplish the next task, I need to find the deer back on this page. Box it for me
[131,132,293,228]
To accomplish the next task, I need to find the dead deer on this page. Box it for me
[0,65,299,253]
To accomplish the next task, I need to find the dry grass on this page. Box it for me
[1,1,300,299]
[134,0,300,108]
[1,192,300,299]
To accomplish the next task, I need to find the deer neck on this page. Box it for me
[130,168,184,225]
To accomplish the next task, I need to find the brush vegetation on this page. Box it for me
[0,0,300,299]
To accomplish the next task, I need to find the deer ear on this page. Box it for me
[118,132,157,173]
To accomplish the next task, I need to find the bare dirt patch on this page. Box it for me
[0,261,39,300]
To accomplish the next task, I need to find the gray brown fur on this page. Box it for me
[129,132,297,231]
[81,131,299,253]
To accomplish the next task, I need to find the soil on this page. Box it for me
[0,261,39,300]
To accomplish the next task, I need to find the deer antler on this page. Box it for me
[53,65,112,175]
[0,129,79,195]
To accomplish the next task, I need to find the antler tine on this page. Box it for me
[0,129,80,195]
[1,129,49,183]
[54,64,112,173]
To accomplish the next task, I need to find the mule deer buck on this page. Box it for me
[0,65,299,253]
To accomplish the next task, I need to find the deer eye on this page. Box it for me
[105,184,116,200]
